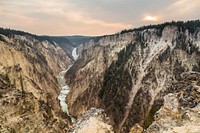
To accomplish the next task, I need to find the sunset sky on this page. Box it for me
[0,0,200,36]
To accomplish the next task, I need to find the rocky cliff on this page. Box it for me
[65,20,200,132]
[0,29,73,132]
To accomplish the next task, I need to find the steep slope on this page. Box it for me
[147,72,200,133]
[65,32,131,116]
[0,28,75,59]
[68,108,114,133]
[0,30,73,132]
[49,36,74,58]
[65,20,200,132]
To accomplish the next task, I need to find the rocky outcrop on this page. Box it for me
[0,31,72,132]
[68,108,114,133]
[65,21,200,132]
[76,37,100,57]
[146,72,200,133]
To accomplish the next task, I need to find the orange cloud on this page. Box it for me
[0,0,132,36]
[1,0,198,36]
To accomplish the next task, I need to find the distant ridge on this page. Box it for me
[64,36,95,47]
[120,19,200,34]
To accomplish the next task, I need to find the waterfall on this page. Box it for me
[72,47,78,60]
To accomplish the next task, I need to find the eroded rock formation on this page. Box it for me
[0,31,72,132]
[65,21,200,132]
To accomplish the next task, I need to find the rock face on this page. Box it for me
[68,108,114,133]
[0,30,73,132]
[146,72,200,133]
[65,21,200,132]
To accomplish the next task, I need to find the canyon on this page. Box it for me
[0,30,73,132]
[0,20,200,133]
[65,21,200,132]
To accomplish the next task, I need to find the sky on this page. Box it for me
[0,0,200,36]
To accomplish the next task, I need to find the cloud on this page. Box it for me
[169,0,200,14]
[0,0,132,35]
[0,0,199,35]
[156,0,200,22]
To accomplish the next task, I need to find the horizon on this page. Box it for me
[0,0,200,36]
[0,19,200,37]
[1,19,199,37]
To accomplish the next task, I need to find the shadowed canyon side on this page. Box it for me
[65,21,200,132]
[0,29,74,132]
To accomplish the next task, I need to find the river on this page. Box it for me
[58,47,78,122]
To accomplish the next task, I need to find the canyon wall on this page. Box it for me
[65,22,200,132]
[0,32,72,132]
